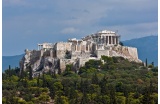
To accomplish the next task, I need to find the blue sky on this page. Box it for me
[2,0,158,56]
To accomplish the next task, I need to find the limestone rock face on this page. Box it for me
[20,45,142,77]
[19,49,60,77]
[111,45,141,63]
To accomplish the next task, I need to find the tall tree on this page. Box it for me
[151,62,154,67]
[92,73,99,84]
[146,58,148,67]
[100,75,108,95]
[37,73,40,87]
[42,71,47,87]
[20,68,24,79]
[29,66,32,80]
[109,84,116,104]
[8,65,11,77]
[81,91,89,104]
[141,87,152,104]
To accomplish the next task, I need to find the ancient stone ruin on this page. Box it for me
[19,30,142,76]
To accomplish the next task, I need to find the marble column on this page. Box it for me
[117,36,119,44]
[115,36,117,44]
[103,36,106,45]
[111,36,112,44]
[84,45,86,52]
[109,36,111,44]
[88,45,90,51]
[108,36,109,44]
[76,45,77,51]
[106,36,107,45]
[112,36,115,44]
[80,44,81,52]
[76,41,78,51]
[99,36,100,44]
[96,45,97,50]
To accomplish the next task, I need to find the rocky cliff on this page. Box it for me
[19,45,142,77]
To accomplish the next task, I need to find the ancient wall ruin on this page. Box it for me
[20,30,142,75]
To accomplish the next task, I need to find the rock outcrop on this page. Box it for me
[19,30,142,76]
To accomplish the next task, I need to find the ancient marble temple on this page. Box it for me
[82,30,120,45]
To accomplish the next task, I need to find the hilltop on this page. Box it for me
[2,35,158,71]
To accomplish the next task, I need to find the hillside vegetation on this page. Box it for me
[2,56,158,104]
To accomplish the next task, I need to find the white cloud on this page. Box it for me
[61,27,78,34]
[103,22,158,40]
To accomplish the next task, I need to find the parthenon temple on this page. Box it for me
[82,30,120,45]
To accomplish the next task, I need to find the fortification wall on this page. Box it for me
[71,51,90,59]
[60,59,75,72]
[56,42,72,51]
[78,58,90,68]
[96,50,110,58]
[56,50,66,59]
[127,47,138,59]
[56,42,72,58]
[111,46,141,62]
[94,45,141,62]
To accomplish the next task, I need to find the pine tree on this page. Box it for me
[92,73,99,84]
[81,91,88,104]
[141,87,152,104]
[7,65,12,81]
[146,58,148,67]
[20,68,24,79]
[151,62,154,67]
[29,66,32,80]
[109,84,116,104]
[37,73,40,87]
[100,75,108,95]
[149,80,153,94]
[58,68,61,75]
[42,71,45,87]
[8,65,11,77]
[123,85,129,104]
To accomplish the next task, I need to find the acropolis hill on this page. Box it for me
[20,30,142,76]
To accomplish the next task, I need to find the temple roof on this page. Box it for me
[97,30,116,34]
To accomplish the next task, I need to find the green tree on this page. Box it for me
[38,92,50,104]
[116,96,125,104]
[91,73,99,84]
[55,95,69,104]
[100,75,109,95]
[81,92,89,104]
[53,82,63,92]
[29,66,32,80]
[141,87,152,104]
[109,84,116,104]
[146,58,148,67]
[88,84,100,100]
